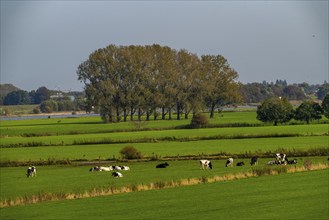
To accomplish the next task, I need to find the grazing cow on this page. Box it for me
[156,162,169,168]
[99,166,112,171]
[200,160,213,170]
[275,153,287,165]
[89,166,113,172]
[120,166,130,170]
[286,158,297,165]
[90,166,98,171]
[267,160,276,165]
[27,166,37,177]
[111,172,123,178]
[250,157,258,166]
[225,158,234,167]
[236,162,245,166]
[111,166,122,170]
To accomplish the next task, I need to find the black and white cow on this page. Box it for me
[156,162,169,168]
[286,158,297,165]
[119,166,130,170]
[89,166,113,172]
[267,160,276,165]
[236,162,245,166]
[27,166,37,177]
[200,160,213,170]
[111,172,123,178]
[225,158,234,167]
[275,153,287,165]
[250,156,258,166]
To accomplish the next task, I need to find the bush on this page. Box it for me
[33,107,40,114]
[190,113,209,128]
[40,100,58,113]
[119,146,143,160]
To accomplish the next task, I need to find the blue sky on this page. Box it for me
[1,1,328,92]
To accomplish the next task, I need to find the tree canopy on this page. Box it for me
[77,44,241,122]
[322,94,329,119]
[294,101,323,124]
[256,97,294,125]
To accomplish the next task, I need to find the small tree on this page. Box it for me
[322,94,329,119]
[256,97,294,126]
[119,146,143,160]
[40,100,58,113]
[190,113,209,128]
[294,101,323,124]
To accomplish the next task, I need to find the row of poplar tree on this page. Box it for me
[77,44,240,122]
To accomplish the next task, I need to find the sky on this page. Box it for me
[1,1,328,92]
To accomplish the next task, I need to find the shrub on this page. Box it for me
[33,107,40,114]
[4,108,11,116]
[190,113,209,128]
[119,146,143,160]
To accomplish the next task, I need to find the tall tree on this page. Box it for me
[201,55,240,118]
[34,87,50,104]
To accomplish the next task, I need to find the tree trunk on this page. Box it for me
[162,106,166,120]
[146,110,150,121]
[123,108,127,122]
[130,106,134,121]
[138,108,142,121]
[116,107,120,122]
[154,108,158,120]
[176,103,180,120]
[210,103,215,118]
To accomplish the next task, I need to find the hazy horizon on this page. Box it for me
[1,1,328,92]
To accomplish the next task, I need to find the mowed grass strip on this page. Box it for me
[1,124,328,147]
[1,136,328,162]
[1,169,328,220]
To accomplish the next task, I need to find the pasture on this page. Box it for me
[1,169,328,219]
[0,111,260,136]
[1,136,328,162]
[0,110,328,219]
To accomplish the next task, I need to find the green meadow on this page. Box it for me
[1,136,328,162]
[1,169,328,220]
[0,110,328,219]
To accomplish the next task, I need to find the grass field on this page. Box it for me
[0,157,327,201]
[0,112,261,136]
[1,123,328,147]
[1,136,328,162]
[0,110,328,219]
[1,169,328,219]
[2,111,328,138]
[0,105,39,115]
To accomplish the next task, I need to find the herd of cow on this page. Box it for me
[26,153,297,178]
[200,153,297,170]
